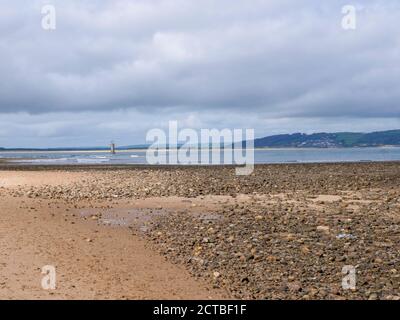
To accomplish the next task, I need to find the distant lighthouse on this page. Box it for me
[110,141,116,154]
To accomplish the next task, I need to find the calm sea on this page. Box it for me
[1,147,400,165]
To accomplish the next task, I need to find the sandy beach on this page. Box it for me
[0,163,399,300]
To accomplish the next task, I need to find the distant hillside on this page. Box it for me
[254,130,400,148]
[2,130,400,151]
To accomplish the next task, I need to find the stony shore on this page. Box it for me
[6,162,400,199]
[1,162,400,299]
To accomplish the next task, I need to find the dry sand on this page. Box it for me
[0,171,226,299]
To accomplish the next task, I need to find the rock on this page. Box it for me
[287,282,302,292]
[300,245,310,254]
[316,226,330,233]
[241,277,250,283]
[368,293,378,300]
[283,233,296,241]
[374,258,383,264]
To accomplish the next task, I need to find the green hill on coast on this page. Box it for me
[253,130,400,148]
[1,130,400,151]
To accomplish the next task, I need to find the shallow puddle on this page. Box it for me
[79,207,169,232]
[78,205,223,233]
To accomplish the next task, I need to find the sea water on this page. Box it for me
[1,147,400,165]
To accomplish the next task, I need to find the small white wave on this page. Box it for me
[11,158,70,163]
[76,158,110,163]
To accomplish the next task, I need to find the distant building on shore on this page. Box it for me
[110,141,116,154]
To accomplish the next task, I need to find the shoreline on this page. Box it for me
[1,147,399,167]
[0,160,400,171]
[1,145,400,154]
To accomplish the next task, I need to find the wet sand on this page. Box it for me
[0,163,399,300]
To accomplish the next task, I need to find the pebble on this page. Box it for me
[316,226,330,233]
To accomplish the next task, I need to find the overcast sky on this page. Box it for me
[0,0,399,147]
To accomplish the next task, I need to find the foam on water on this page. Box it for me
[11,158,70,163]
[76,158,110,163]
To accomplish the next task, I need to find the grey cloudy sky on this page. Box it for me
[0,0,399,147]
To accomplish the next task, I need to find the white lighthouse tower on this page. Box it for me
[110,141,116,154]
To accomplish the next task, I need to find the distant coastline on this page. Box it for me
[1,145,400,154]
